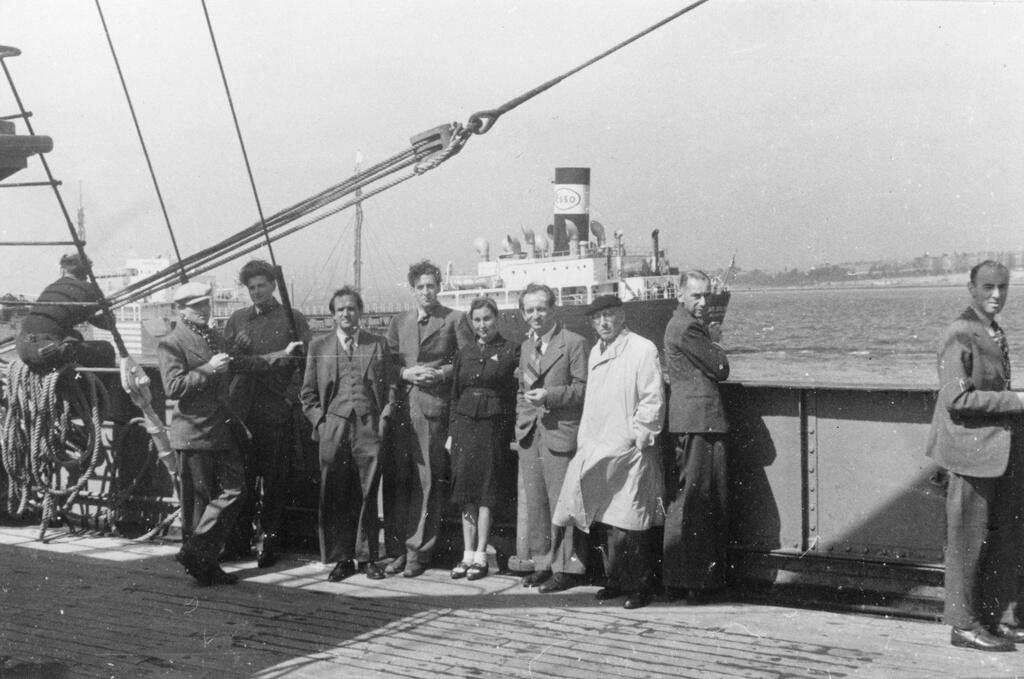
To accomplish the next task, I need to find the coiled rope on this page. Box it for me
[1,361,106,539]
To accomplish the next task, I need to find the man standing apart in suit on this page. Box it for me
[926,260,1024,652]
[223,260,311,568]
[662,270,730,603]
[513,283,590,594]
[384,260,473,577]
[301,287,397,582]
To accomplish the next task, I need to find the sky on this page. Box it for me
[1,0,1022,305]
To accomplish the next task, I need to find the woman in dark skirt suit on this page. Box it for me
[447,297,520,580]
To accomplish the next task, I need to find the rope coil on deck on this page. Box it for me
[1,361,106,538]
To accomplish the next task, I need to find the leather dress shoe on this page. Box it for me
[207,566,239,586]
[992,624,1024,643]
[522,570,552,588]
[466,562,488,581]
[623,590,652,610]
[537,573,582,594]
[384,556,407,575]
[950,626,1015,652]
[175,548,203,576]
[177,549,216,586]
[402,561,427,578]
[363,562,386,580]
[256,547,277,569]
[328,561,358,582]
[595,587,623,602]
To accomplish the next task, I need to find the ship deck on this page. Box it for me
[1,524,1021,679]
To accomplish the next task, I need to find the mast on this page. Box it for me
[76,182,85,242]
[353,150,363,290]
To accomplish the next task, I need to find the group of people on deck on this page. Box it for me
[17,252,1024,645]
[148,257,731,610]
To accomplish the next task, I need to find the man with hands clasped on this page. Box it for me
[383,260,473,577]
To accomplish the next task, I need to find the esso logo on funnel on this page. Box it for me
[554,188,581,211]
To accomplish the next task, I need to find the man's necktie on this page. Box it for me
[343,335,353,357]
[993,322,1011,387]
[522,338,542,389]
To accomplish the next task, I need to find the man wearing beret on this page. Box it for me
[159,281,299,586]
[552,294,665,609]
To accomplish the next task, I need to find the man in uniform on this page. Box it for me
[925,260,1024,651]
[512,283,590,594]
[17,253,115,370]
[223,260,310,568]
[661,270,731,603]
[553,295,665,609]
[159,281,245,586]
[301,286,396,581]
[383,260,473,577]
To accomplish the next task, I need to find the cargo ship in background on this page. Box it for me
[437,167,730,343]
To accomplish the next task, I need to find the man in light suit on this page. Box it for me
[926,260,1024,652]
[301,286,397,582]
[661,270,731,603]
[513,283,590,594]
[383,260,473,577]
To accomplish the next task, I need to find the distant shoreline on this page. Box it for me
[733,273,965,293]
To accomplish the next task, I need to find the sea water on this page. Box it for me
[721,286,1024,388]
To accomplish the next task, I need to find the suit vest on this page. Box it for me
[328,353,377,418]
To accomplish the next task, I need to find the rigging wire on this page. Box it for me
[463,0,712,135]
[94,0,186,284]
[104,0,713,306]
[300,214,354,307]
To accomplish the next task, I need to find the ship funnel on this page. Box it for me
[502,234,523,255]
[651,229,661,275]
[552,167,590,254]
[590,220,605,246]
[473,237,490,261]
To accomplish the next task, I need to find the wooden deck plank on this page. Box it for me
[2,525,1023,679]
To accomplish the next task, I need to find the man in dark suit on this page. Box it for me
[384,260,473,577]
[512,283,590,594]
[301,286,397,582]
[158,282,246,587]
[661,270,730,603]
[926,260,1024,652]
[223,259,311,568]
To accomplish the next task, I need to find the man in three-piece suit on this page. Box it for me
[661,270,731,603]
[301,286,397,582]
[926,260,1024,652]
[383,260,474,577]
[513,283,590,594]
